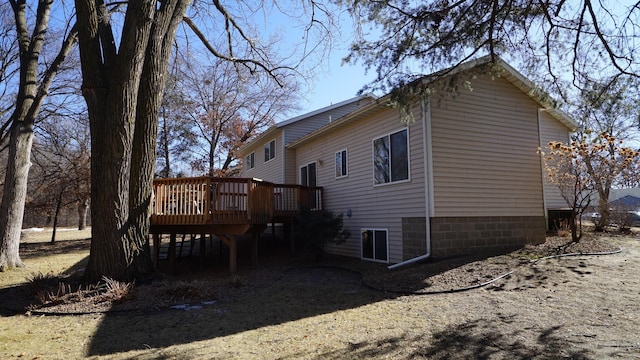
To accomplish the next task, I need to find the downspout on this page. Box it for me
[388,97,433,269]
[537,109,549,231]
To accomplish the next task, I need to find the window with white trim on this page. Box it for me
[264,139,276,162]
[335,149,348,178]
[361,229,388,262]
[246,152,255,170]
[373,128,409,185]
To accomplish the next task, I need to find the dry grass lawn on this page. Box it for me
[1,228,639,359]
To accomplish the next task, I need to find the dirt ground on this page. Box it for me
[0,229,639,359]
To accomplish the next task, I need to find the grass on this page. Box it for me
[1,228,638,359]
[1,228,91,289]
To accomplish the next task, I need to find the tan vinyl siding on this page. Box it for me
[430,77,545,217]
[294,105,427,263]
[283,148,297,184]
[283,99,375,145]
[283,115,331,145]
[240,130,284,183]
[539,110,572,209]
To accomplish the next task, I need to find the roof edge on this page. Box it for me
[276,93,378,127]
[287,57,578,148]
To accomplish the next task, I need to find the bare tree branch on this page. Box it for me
[182,16,290,87]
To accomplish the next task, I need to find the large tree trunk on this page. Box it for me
[0,122,34,270]
[126,0,190,279]
[75,0,191,282]
[81,72,136,280]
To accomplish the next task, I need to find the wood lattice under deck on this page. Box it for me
[150,176,323,273]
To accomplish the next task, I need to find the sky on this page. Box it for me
[254,3,378,120]
[294,49,374,118]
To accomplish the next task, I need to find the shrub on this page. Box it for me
[293,206,350,259]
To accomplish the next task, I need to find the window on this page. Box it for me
[373,129,408,185]
[264,139,276,162]
[246,152,255,170]
[361,229,388,262]
[335,149,348,178]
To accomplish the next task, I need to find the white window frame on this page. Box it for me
[335,149,348,179]
[360,228,389,263]
[372,128,410,186]
[264,139,276,162]
[246,152,255,170]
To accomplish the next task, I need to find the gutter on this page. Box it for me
[388,97,433,269]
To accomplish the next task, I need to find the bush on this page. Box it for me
[293,206,350,258]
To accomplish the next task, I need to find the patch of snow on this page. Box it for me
[22,228,44,232]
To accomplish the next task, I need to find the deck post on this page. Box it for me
[168,233,176,273]
[199,233,206,269]
[219,234,237,273]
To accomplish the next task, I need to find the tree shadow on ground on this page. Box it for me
[86,246,521,356]
[415,320,591,359]
[2,235,590,357]
[0,254,89,315]
[87,265,388,356]
[19,238,91,260]
[304,319,592,360]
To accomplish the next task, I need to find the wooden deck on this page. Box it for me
[150,177,323,273]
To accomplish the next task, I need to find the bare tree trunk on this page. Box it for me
[126,0,191,278]
[570,210,580,242]
[51,188,64,243]
[76,0,155,282]
[159,106,172,178]
[0,122,33,270]
[75,0,190,281]
[209,136,216,175]
[77,198,89,230]
[595,189,611,232]
[0,1,77,272]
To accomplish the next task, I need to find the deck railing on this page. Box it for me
[151,177,322,226]
[273,184,324,218]
[152,177,273,225]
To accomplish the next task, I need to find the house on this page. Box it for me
[239,95,377,185]
[239,56,577,267]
